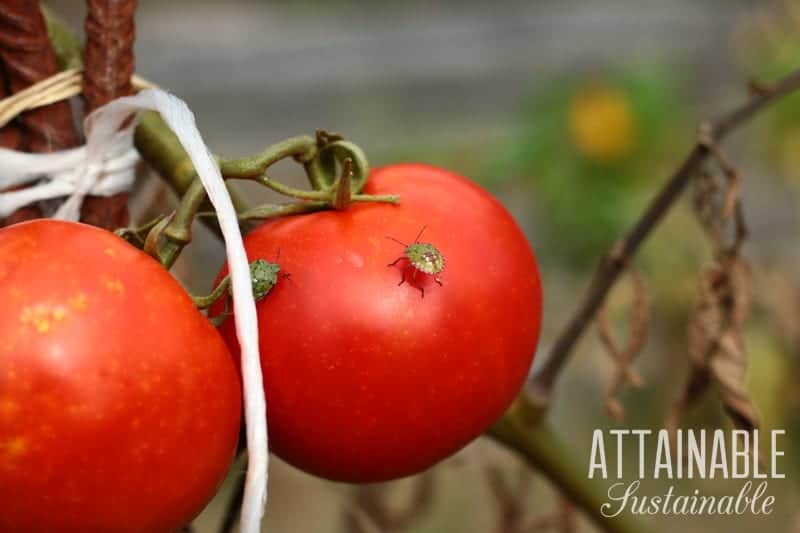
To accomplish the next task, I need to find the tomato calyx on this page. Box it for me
[114,212,171,249]
[114,130,400,272]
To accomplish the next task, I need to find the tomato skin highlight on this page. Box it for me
[0,220,242,533]
[216,163,542,482]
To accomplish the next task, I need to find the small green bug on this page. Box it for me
[386,225,444,297]
[249,258,283,300]
[209,252,290,326]
[249,250,292,300]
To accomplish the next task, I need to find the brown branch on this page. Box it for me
[0,60,35,227]
[529,67,800,403]
[0,0,80,225]
[79,0,137,230]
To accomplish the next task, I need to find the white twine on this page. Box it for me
[0,89,269,532]
[0,68,156,221]
[0,127,138,220]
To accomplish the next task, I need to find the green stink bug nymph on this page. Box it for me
[209,253,290,326]
[387,226,444,297]
[249,258,283,300]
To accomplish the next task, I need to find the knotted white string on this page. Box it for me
[0,89,268,532]
[0,67,156,221]
[0,126,137,220]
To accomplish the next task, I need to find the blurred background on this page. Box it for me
[48,1,800,531]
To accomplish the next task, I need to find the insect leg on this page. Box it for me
[398,265,410,286]
[387,256,404,267]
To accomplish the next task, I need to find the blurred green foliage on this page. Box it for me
[738,0,800,190]
[488,64,692,269]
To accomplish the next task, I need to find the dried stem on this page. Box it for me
[341,475,435,533]
[485,464,532,533]
[529,67,800,404]
[667,135,759,436]
[79,0,137,230]
[595,262,648,421]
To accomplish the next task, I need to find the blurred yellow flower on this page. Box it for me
[568,83,636,162]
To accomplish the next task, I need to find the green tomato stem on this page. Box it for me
[153,178,207,269]
[235,202,328,221]
[229,194,399,222]
[134,113,250,234]
[41,6,82,70]
[218,136,317,178]
[114,213,168,249]
[193,276,231,309]
[489,396,655,533]
[252,175,331,201]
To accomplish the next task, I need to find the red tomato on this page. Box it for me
[0,220,241,533]
[215,163,542,482]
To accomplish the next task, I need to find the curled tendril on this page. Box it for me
[303,131,370,194]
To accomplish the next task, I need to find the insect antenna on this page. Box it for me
[385,235,408,247]
[413,225,428,243]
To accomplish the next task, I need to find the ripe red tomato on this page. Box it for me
[0,220,241,533]
[216,163,542,482]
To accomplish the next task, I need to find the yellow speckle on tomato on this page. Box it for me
[0,398,18,418]
[20,306,49,333]
[19,304,69,334]
[568,82,635,162]
[104,247,117,257]
[103,278,125,294]
[1,436,28,458]
[68,293,87,311]
[68,404,86,416]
